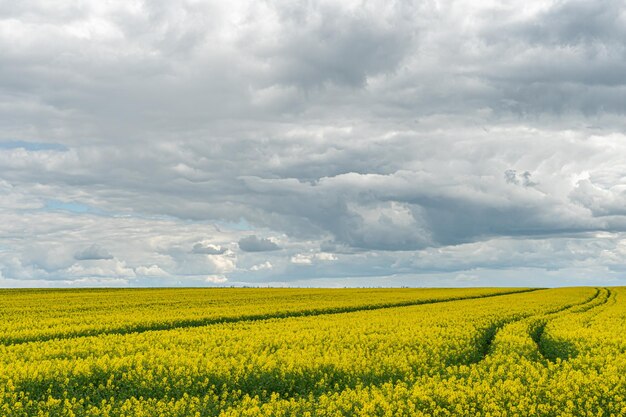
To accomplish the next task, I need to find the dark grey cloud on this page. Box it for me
[74,244,113,261]
[238,236,281,252]
[504,170,537,187]
[244,1,417,89]
[499,0,626,47]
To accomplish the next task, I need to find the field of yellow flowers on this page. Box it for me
[1,287,624,416]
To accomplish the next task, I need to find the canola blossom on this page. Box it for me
[1,287,624,416]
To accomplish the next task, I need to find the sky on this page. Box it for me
[1,0,626,288]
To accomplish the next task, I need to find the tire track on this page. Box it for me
[535,287,612,362]
[476,288,604,362]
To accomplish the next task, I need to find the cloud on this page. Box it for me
[316,252,337,261]
[74,244,114,261]
[191,242,227,255]
[206,275,228,284]
[505,169,537,187]
[569,178,626,217]
[250,261,273,271]
[67,259,135,278]
[290,254,313,265]
[291,252,338,265]
[2,1,626,287]
[244,1,417,89]
[206,254,236,274]
[238,235,281,252]
[135,264,169,277]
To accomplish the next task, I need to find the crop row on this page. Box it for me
[0,287,530,345]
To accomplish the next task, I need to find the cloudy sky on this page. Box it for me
[1,0,626,287]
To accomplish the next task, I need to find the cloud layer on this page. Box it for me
[1,0,626,287]
[238,236,281,252]
[74,244,114,261]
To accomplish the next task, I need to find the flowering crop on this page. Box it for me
[0,287,523,345]
[1,287,624,416]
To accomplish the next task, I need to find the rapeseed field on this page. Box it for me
[1,287,624,416]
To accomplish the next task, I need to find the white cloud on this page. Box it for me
[67,259,136,278]
[290,254,313,265]
[316,252,337,261]
[290,252,338,265]
[191,243,227,255]
[206,255,236,274]
[135,264,169,277]
[250,261,273,271]
[206,275,228,284]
